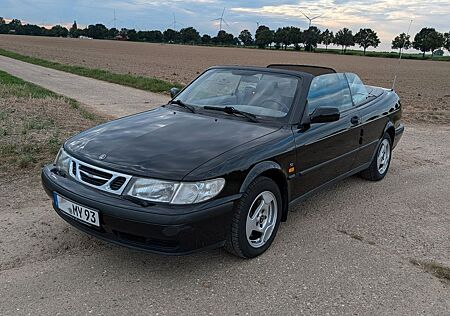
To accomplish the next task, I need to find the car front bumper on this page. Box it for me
[41,165,240,255]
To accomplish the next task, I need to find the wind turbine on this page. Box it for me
[212,8,229,31]
[300,10,323,28]
[108,9,120,29]
[167,13,183,30]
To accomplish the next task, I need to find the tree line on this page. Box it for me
[1,17,449,58]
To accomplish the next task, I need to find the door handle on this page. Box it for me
[350,116,360,125]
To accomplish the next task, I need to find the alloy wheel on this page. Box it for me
[245,191,278,248]
[377,139,391,175]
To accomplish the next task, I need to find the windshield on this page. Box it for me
[175,69,300,119]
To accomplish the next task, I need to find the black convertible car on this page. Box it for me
[42,64,404,258]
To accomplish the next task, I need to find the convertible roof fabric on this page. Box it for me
[267,64,336,76]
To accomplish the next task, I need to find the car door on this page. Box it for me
[292,73,361,198]
[344,73,390,169]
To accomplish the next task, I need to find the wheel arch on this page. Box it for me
[239,161,290,222]
[383,121,395,144]
[368,121,395,164]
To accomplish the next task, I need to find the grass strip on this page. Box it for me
[0,70,98,121]
[0,70,102,171]
[0,48,183,93]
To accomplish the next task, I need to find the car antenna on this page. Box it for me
[392,19,413,91]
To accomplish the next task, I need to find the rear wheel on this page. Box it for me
[225,177,282,258]
[360,133,392,181]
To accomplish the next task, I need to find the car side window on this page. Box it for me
[345,73,368,106]
[307,73,353,115]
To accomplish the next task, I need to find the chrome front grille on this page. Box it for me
[69,157,132,195]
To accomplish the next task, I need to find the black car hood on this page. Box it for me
[65,107,278,180]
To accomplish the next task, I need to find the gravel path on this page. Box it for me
[1,125,449,314]
[0,56,449,315]
[0,55,168,118]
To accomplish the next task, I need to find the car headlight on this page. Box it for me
[54,148,70,175]
[124,177,225,204]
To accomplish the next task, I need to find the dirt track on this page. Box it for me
[1,123,450,314]
[0,35,449,124]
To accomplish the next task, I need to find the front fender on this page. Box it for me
[239,161,290,222]
[239,161,284,192]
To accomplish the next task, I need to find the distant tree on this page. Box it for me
[354,28,380,55]
[69,21,79,38]
[179,27,200,44]
[163,28,179,43]
[289,26,303,50]
[18,24,43,36]
[303,26,321,52]
[273,27,290,50]
[49,25,68,37]
[391,32,411,54]
[213,30,234,45]
[0,17,5,34]
[126,29,138,41]
[413,27,444,58]
[201,34,211,44]
[255,25,274,49]
[86,24,108,39]
[9,19,22,28]
[238,29,253,46]
[147,30,163,42]
[334,28,355,53]
[320,29,334,50]
[107,27,119,39]
[5,18,21,34]
[443,32,450,52]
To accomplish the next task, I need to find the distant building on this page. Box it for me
[115,33,128,41]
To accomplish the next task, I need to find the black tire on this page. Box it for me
[225,176,282,258]
[360,132,392,181]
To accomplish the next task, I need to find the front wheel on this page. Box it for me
[225,177,282,258]
[360,133,392,181]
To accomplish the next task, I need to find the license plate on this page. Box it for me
[54,193,100,227]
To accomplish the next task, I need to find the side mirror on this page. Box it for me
[310,107,340,123]
[170,87,180,98]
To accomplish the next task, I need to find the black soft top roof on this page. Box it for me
[267,64,336,76]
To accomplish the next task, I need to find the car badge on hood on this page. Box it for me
[98,154,107,160]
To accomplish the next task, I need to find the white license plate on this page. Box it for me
[54,193,100,227]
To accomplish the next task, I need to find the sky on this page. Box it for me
[1,0,449,51]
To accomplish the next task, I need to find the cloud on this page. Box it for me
[230,0,450,50]
[2,0,449,51]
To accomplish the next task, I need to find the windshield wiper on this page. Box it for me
[169,99,196,113]
[203,106,258,123]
